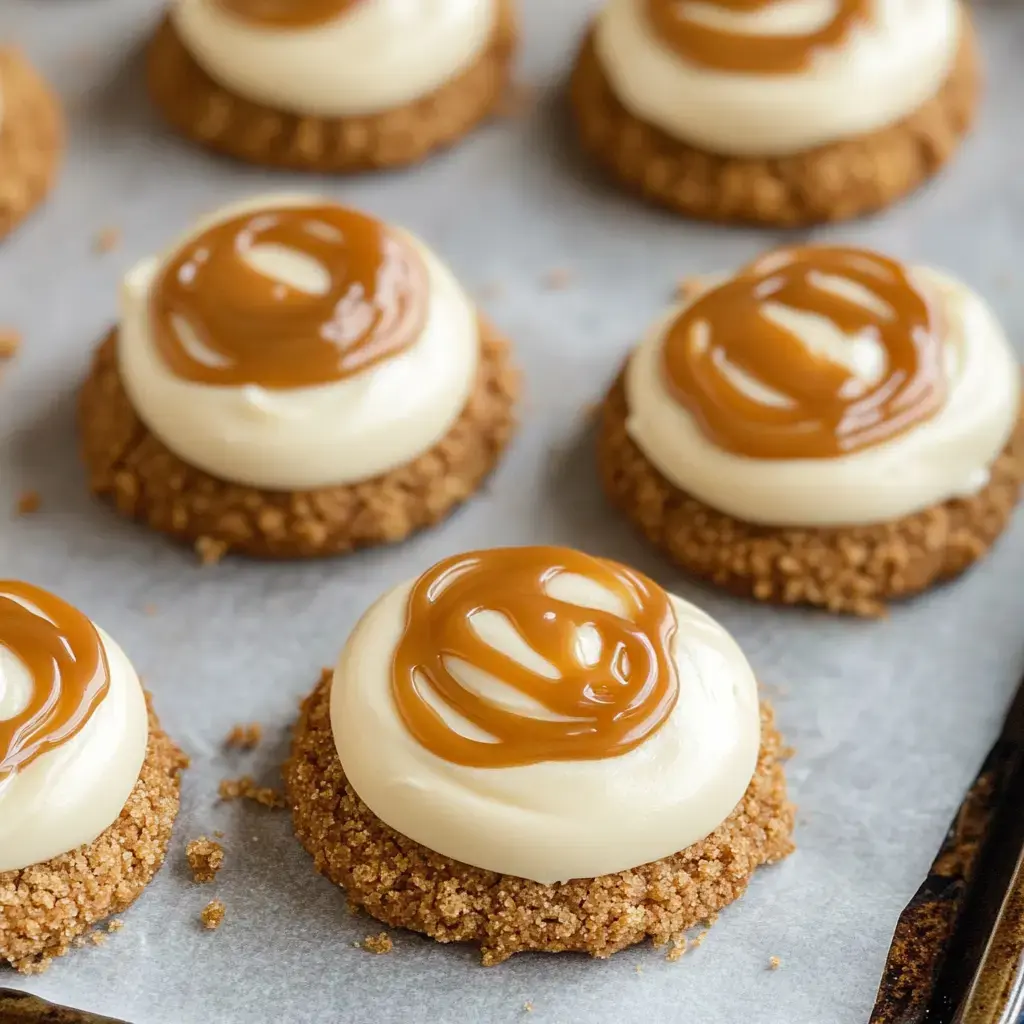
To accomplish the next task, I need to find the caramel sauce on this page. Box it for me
[662,246,945,460]
[0,582,110,787]
[150,204,429,390]
[391,547,680,769]
[645,0,870,74]
[216,0,361,28]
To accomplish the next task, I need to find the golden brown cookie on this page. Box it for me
[0,700,186,973]
[569,11,979,226]
[0,48,63,241]
[78,323,519,560]
[284,669,794,965]
[146,2,517,172]
[599,374,1024,617]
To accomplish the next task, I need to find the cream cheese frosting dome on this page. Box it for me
[594,0,961,157]
[170,0,499,117]
[331,546,761,884]
[0,583,149,873]
[118,194,480,491]
[625,246,1021,528]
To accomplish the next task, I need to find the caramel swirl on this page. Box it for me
[391,547,680,768]
[151,204,430,390]
[646,0,870,74]
[663,246,945,460]
[216,0,361,28]
[0,582,110,786]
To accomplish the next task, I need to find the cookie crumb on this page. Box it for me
[18,957,52,975]
[497,81,537,119]
[72,936,87,949]
[523,1002,534,1013]
[15,490,41,516]
[213,829,224,839]
[361,932,393,955]
[201,900,225,930]
[218,775,287,809]
[186,836,225,883]
[542,268,573,291]
[89,932,107,947]
[224,722,263,750]
[634,964,643,975]
[93,227,121,254]
[195,535,228,566]
[769,955,782,970]
[0,329,20,360]
[107,920,124,933]
[692,929,709,949]
[666,939,687,962]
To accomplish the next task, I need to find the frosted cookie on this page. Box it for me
[0,582,186,972]
[78,195,518,560]
[0,49,63,241]
[147,0,517,171]
[599,246,1024,616]
[285,546,794,963]
[570,0,978,225]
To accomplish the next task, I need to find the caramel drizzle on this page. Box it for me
[0,582,110,787]
[217,0,361,28]
[646,0,870,74]
[391,547,680,769]
[151,204,429,390]
[663,246,945,460]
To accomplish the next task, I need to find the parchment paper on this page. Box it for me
[2,1,1024,1021]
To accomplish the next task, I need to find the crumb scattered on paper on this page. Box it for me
[90,932,107,947]
[15,491,41,516]
[93,227,121,254]
[543,268,573,290]
[195,536,228,566]
[186,836,225,883]
[107,920,124,933]
[19,958,51,975]
[634,964,643,974]
[225,723,263,750]
[769,956,782,970]
[666,939,687,962]
[0,329,21,360]
[361,933,393,955]
[218,775,287,809]
[201,900,225,930]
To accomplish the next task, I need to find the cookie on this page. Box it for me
[600,373,1024,618]
[598,246,1024,616]
[0,48,63,241]
[0,700,186,972]
[146,0,517,172]
[285,669,794,964]
[569,4,978,226]
[77,195,519,560]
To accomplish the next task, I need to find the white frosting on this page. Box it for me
[625,266,1021,528]
[118,195,480,492]
[594,0,960,157]
[0,610,149,873]
[331,568,761,884]
[171,0,498,116]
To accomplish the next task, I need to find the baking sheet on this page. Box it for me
[2,1,1024,1021]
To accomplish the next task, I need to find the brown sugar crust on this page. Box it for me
[598,373,1024,617]
[569,9,979,226]
[284,670,794,965]
[0,48,63,241]
[146,3,518,172]
[0,700,186,972]
[77,324,518,559]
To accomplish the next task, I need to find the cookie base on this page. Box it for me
[78,324,519,560]
[569,12,979,226]
[598,374,1024,617]
[284,669,794,965]
[146,3,517,172]
[0,48,63,241]
[0,701,186,972]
